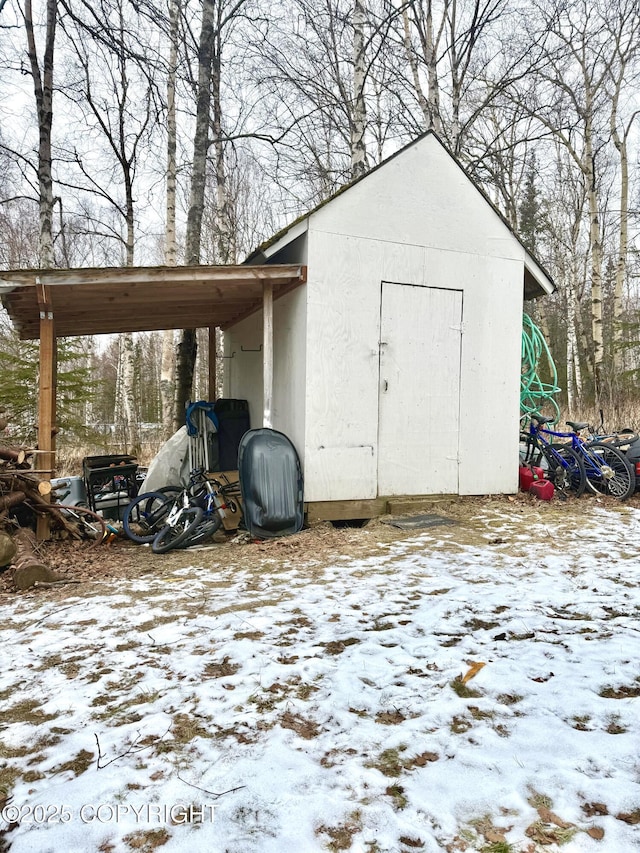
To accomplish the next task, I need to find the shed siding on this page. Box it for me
[302,228,522,501]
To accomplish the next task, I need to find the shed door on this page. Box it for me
[378,283,462,495]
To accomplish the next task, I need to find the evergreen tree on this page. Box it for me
[519,154,539,255]
[0,318,95,445]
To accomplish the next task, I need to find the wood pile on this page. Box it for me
[0,412,69,589]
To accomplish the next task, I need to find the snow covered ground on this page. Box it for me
[1,500,640,853]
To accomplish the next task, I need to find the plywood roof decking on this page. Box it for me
[0,264,307,339]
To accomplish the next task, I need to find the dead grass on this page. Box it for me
[122,828,170,852]
[1,491,638,850]
[203,656,241,678]
[316,812,363,851]
[367,746,439,778]
[2,491,636,597]
[51,749,95,776]
[1,699,57,725]
[279,711,320,739]
[450,678,482,699]
[599,683,640,699]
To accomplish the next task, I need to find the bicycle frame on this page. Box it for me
[523,421,573,469]
[526,418,613,483]
[537,425,614,480]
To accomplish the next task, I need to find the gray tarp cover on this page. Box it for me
[140,426,190,492]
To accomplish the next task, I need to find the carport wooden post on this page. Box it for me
[208,326,216,401]
[263,280,273,428]
[36,281,57,539]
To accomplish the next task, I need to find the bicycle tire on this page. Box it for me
[152,507,203,554]
[542,444,586,497]
[52,505,107,547]
[123,491,175,544]
[584,442,635,500]
[580,444,616,496]
[180,513,222,548]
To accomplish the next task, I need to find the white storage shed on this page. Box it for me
[226,131,554,519]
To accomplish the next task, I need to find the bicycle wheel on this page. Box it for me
[581,444,616,496]
[123,491,175,544]
[584,442,635,500]
[180,513,222,548]
[152,507,203,554]
[53,505,107,547]
[520,432,544,467]
[543,445,586,497]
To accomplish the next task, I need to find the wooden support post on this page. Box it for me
[263,280,273,428]
[208,326,217,402]
[36,282,57,540]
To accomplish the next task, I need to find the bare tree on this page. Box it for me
[400,0,444,135]
[160,0,179,437]
[517,0,637,412]
[59,0,162,451]
[351,0,368,178]
[605,0,640,377]
[24,0,57,267]
[176,0,248,425]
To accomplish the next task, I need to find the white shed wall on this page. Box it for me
[224,286,307,457]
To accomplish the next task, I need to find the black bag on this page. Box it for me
[213,399,250,470]
[238,428,304,539]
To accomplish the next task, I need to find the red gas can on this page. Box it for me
[529,479,554,501]
[519,464,545,492]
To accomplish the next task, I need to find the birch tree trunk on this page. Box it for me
[608,12,639,379]
[402,8,429,127]
[447,0,466,154]
[115,332,137,451]
[177,0,217,428]
[24,0,56,268]
[401,5,443,133]
[351,0,367,180]
[611,127,629,377]
[211,22,234,265]
[566,270,582,411]
[161,0,179,437]
[584,113,604,407]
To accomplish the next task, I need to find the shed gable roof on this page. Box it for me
[247,131,554,299]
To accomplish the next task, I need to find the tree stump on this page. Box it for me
[11,527,60,591]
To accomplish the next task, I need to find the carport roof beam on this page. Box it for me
[0,263,307,340]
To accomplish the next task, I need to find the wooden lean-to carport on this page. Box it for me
[0,263,307,495]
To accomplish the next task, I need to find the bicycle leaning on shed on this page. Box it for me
[520,413,636,500]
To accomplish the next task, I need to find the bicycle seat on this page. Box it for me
[566,421,589,431]
[531,413,554,425]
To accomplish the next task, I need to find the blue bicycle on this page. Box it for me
[521,415,586,497]
[522,414,635,500]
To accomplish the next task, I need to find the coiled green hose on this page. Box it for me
[520,313,561,423]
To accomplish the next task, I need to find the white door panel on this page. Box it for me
[378,283,462,495]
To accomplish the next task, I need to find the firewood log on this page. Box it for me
[0,447,26,464]
[0,530,16,567]
[11,527,60,590]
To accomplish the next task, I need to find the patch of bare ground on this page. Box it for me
[0,491,634,596]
